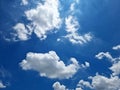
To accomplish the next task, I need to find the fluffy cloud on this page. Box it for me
[91,74,120,90]
[20,51,80,79]
[64,15,92,45]
[112,45,120,50]
[14,0,61,41]
[57,45,120,90]
[53,82,66,90]
[110,61,120,76]
[13,23,33,41]
[77,74,120,90]
[25,0,61,40]
[0,81,6,88]
[53,81,83,90]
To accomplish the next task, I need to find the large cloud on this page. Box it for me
[20,51,80,79]
[13,0,61,41]
[25,0,61,40]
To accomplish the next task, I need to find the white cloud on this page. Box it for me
[91,74,120,90]
[25,0,61,40]
[21,0,28,5]
[95,52,115,62]
[53,82,66,90]
[13,23,33,41]
[0,81,6,88]
[65,16,79,33]
[81,62,90,68]
[77,74,120,90]
[64,15,92,45]
[112,45,120,50]
[77,80,92,89]
[110,61,120,76]
[13,0,61,41]
[20,51,79,79]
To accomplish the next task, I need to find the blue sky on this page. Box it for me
[0,0,120,90]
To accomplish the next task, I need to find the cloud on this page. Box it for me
[13,23,33,41]
[91,74,120,90]
[0,81,6,88]
[53,82,66,90]
[55,45,120,90]
[110,61,120,76]
[13,0,61,41]
[77,74,120,90]
[24,0,61,40]
[77,79,92,89]
[112,45,120,50]
[64,15,92,45]
[20,51,80,79]
[53,81,83,90]
[81,62,90,68]
[21,0,28,5]
[95,52,114,62]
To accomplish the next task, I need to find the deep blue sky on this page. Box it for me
[0,0,120,90]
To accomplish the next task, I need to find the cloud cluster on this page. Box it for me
[52,44,120,90]
[14,0,61,41]
[20,51,80,79]
[76,44,120,90]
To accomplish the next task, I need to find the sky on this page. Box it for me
[0,0,120,90]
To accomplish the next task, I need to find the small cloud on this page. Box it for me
[112,45,120,50]
[53,82,66,90]
[0,81,6,88]
[21,0,28,5]
[13,23,33,41]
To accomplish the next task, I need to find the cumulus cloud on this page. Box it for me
[64,15,92,45]
[91,74,120,90]
[0,81,6,88]
[53,82,66,90]
[53,81,83,90]
[20,51,80,79]
[25,0,61,40]
[58,45,120,90]
[112,45,120,50]
[13,23,33,41]
[77,74,120,90]
[14,0,61,41]
[110,61,120,76]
